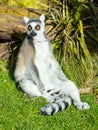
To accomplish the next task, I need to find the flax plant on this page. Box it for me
[45,0,98,87]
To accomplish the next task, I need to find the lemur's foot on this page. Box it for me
[76,102,90,110]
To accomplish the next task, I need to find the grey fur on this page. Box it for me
[27,18,41,24]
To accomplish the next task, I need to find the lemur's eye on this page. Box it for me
[35,24,40,30]
[28,25,32,31]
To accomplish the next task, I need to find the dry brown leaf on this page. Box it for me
[79,87,91,94]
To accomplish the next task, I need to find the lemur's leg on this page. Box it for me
[19,79,42,97]
[61,80,90,109]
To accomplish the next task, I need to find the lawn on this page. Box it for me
[0,60,98,130]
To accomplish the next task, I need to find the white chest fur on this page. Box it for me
[34,40,52,84]
[34,40,50,59]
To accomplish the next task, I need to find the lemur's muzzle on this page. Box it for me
[31,30,37,36]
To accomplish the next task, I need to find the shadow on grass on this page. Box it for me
[7,41,22,92]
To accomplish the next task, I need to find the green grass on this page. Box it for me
[0,60,98,130]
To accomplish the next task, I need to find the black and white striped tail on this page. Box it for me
[40,101,71,116]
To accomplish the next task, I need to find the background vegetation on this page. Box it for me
[45,0,98,88]
[0,0,47,9]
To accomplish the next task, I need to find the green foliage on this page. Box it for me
[45,0,98,87]
[0,0,47,9]
[0,60,98,130]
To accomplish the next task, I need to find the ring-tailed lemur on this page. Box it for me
[14,14,90,116]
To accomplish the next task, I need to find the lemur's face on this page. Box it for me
[23,15,45,37]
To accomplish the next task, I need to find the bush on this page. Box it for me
[45,0,98,87]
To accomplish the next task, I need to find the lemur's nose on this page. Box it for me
[31,30,37,36]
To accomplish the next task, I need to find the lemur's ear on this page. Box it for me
[23,16,30,25]
[40,14,45,23]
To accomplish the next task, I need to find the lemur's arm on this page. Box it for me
[14,52,25,82]
[30,64,45,93]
